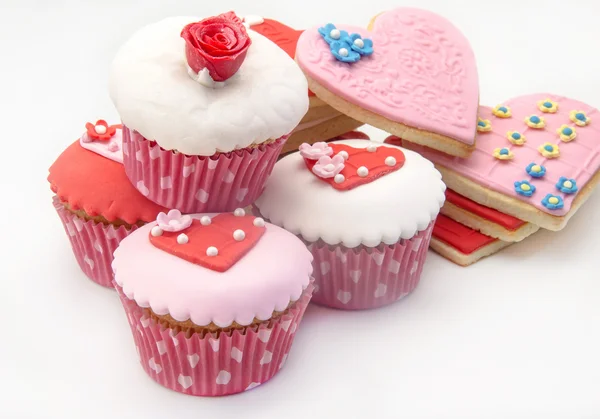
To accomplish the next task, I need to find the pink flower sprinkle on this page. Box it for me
[299,142,334,160]
[312,154,345,178]
[156,209,193,232]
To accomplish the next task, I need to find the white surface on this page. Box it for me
[256,140,446,247]
[1,0,599,418]
[109,16,309,155]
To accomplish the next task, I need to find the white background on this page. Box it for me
[1,0,600,418]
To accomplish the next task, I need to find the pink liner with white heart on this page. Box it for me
[115,282,314,397]
[307,223,434,310]
[53,197,138,288]
[122,126,287,213]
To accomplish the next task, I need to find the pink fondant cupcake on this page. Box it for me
[112,208,313,396]
[109,13,309,213]
[255,139,446,310]
[48,121,167,288]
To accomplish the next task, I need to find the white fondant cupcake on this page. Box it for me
[113,208,313,396]
[255,139,446,310]
[109,13,309,213]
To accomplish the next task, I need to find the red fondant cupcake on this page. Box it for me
[48,121,167,287]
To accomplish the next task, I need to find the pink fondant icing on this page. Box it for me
[296,8,479,145]
[80,128,123,163]
[112,214,313,328]
[404,94,600,216]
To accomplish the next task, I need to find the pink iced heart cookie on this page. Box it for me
[296,8,479,158]
[403,93,600,231]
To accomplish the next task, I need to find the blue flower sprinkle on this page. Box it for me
[514,180,536,197]
[347,33,374,56]
[555,177,578,194]
[330,40,361,63]
[525,162,546,178]
[542,194,564,210]
[318,23,349,45]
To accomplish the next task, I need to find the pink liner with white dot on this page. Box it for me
[307,223,434,310]
[122,126,286,213]
[53,197,138,288]
[115,281,314,396]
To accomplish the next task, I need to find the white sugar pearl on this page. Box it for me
[177,234,189,244]
[200,216,211,226]
[367,145,377,152]
[234,208,245,217]
[339,48,349,57]
[357,166,369,177]
[385,156,397,167]
[338,151,349,160]
[94,125,107,135]
[206,246,218,257]
[334,174,345,184]
[330,29,341,40]
[354,38,365,48]
[233,229,246,241]
[151,226,163,237]
[253,217,265,227]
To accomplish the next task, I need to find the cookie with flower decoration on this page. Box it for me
[109,13,309,214]
[112,208,314,396]
[48,121,167,287]
[255,137,446,310]
[402,94,600,231]
[295,8,480,157]
[245,16,364,155]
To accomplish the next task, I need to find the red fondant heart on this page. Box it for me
[149,214,265,272]
[304,143,405,191]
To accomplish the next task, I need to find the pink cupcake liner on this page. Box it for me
[307,223,434,310]
[53,197,138,288]
[115,282,314,397]
[122,126,286,213]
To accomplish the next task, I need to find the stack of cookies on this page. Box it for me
[293,9,600,266]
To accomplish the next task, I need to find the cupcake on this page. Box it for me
[112,208,314,396]
[255,139,445,310]
[109,13,309,213]
[48,121,167,288]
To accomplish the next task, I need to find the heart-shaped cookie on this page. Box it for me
[402,93,600,231]
[149,213,266,272]
[296,8,479,157]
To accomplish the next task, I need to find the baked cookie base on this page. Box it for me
[437,165,600,231]
[430,236,512,267]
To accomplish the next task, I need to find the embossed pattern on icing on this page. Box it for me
[296,8,479,145]
[405,94,600,216]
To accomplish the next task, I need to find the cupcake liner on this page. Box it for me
[53,197,137,288]
[115,282,314,397]
[122,126,286,213]
[307,223,434,310]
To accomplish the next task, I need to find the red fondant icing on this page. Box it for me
[181,12,251,82]
[304,143,405,191]
[250,19,315,97]
[85,120,120,141]
[149,214,266,272]
[433,214,498,255]
[383,135,403,147]
[48,139,166,224]
[445,190,525,231]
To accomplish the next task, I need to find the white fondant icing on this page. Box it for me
[188,67,226,89]
[113,214,313,327]
[109,17,309,156]
[255,140,446,248]
[243,15,265,26]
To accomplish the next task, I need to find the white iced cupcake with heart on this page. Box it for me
[109,13,308,213]
[113,208,314,396]
[255,139,445,310]
[295,8,480,158]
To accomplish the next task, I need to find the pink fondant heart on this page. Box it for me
[296,8,479,146]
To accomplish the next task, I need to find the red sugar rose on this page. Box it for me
[181,12,252,82]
